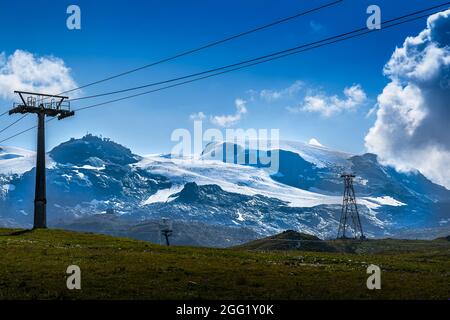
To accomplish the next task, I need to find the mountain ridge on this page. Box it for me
[0,134,448,244]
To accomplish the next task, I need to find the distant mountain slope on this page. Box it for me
[0,135,449,244]
[0,146,38,175]
[52,214,259,248]
[202,140,353,169]
[235,230,336,252]
[200,140,450,230]
[237,230,450,254]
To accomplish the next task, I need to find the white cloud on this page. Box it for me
[289,84,367,117]
[366,105,378,118]
[365,9,450,189]
[0,50,78,100]
[189,111,206,121]
[308,138,323,147]
[260,80,303,102]
[211,98,247,127]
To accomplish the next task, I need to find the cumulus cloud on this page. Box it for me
[0,50,78,100]
[211,98,247,127]
[189,111,206,121]
[289,84,367,117]
[260,80,303,102]
[365,9,450,189]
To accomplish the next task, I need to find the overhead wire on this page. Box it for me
[51,0,343,97]
[69,1,450,103]
[1,3,448,144]
[73,6,448,112]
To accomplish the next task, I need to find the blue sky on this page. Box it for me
[0,0,446,155]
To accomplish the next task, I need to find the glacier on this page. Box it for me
[0,134,449,245]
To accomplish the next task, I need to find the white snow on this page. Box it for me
[136,154,406,218]
[359,178,369,186]
[137,155,342,208]
[363,207,388,227]
[0,146,55,175]
[74,170,85,179]
[1,184,15,192]
[61,174,72,181]
[308,138,323,147]
[236,209,245,222]
[271,140,354,168]
[0,141,408,227]
[0,146,35,175]
[142,185,184,205]
[362,196,406,208]
[73,164,105,171]
[201,140,353,169]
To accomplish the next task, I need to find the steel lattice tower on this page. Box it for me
[337,174,365,239]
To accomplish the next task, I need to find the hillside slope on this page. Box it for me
[0,228,449,300]
[236,230,450,254]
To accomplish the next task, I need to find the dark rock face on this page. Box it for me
[50,134,140,166]
[276,230,321,241]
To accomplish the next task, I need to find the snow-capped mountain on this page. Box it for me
[0,134,448,245]
[0,146,39,176]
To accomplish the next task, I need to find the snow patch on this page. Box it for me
[73,164,105,171]
[0,147,56,175]
[142,185,184,205]
[236,210,245,222]
[1,184,15,192]
[202,140,353,169]
[362,196,406,208]
[136,155,343,208]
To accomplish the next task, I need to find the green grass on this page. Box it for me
[0,228,449,300]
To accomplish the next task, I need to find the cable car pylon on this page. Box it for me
[8,91,74,229]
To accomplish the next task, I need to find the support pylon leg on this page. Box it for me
[34,112,47,229]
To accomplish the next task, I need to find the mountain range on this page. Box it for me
[0,134,449,246]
